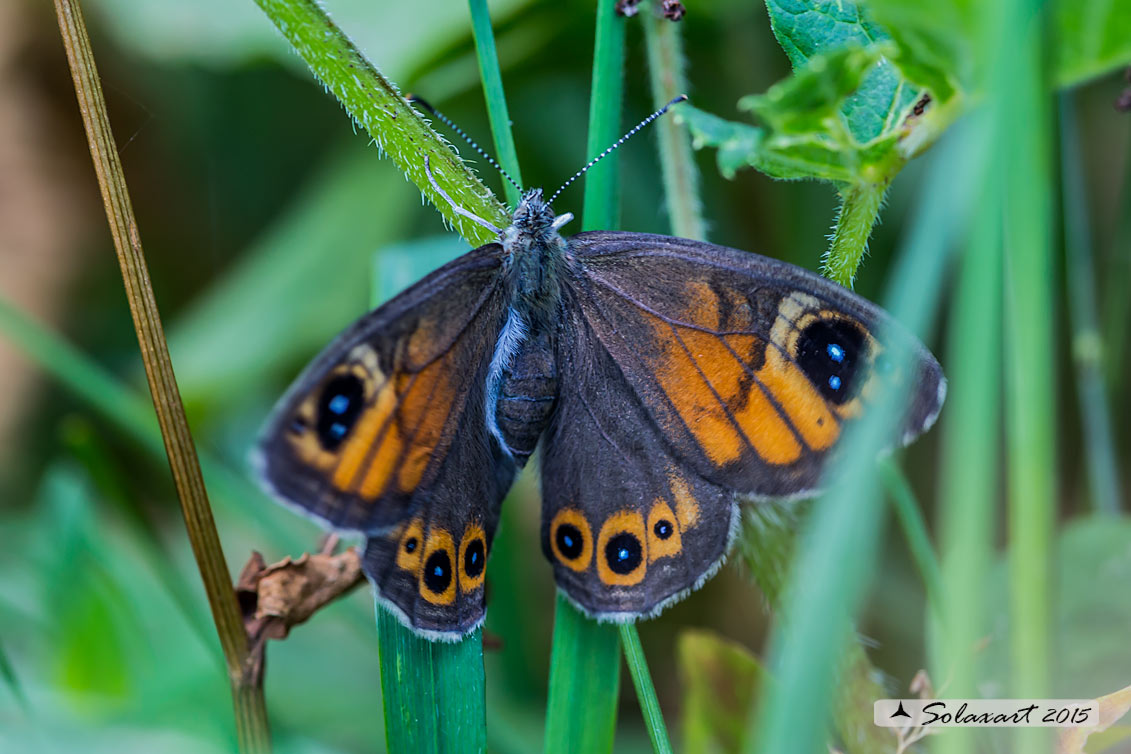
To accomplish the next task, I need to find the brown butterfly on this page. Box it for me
[255,103,945,642]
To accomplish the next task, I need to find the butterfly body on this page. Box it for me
[256,190,945,640]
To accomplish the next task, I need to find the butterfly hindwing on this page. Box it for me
[565,230,945,501]
[362,378,512,638]
[540,294,738,618]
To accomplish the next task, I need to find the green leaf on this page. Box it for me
[859,0,972,100]
[679,630,765,754]
[682,47,903,187]
[764,0,921,141]
[1052,0,1131,87]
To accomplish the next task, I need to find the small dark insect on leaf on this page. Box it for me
[913,93,932,117]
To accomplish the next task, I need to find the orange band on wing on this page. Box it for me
[756,349,840,451]
[331,382,399,495]
[395,359,453,493]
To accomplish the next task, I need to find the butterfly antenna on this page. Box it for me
[409,94,524,197]
[548,94,688,206]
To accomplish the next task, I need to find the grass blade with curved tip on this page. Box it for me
[51,0,268,749]
[545,2,626,753]
[468,0,524,208]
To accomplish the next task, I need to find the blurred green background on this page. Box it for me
[1,0,1130,751]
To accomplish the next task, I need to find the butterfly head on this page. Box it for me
[502,190,573,316]
[507,189,573,244]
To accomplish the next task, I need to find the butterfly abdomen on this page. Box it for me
[492,327,558,465]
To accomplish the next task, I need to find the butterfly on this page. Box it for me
[255,105,946,642]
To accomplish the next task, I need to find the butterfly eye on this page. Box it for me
[795,319,867,404]
[314,373,366,450]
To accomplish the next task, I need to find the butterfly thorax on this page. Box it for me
[488,189,568,466]
[501,189,569,326]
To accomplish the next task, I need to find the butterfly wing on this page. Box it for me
[256,243,515,637]
[540,231,944,618]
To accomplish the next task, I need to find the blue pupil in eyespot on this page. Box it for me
[828,375,842,391]
[328,394,350,414]
[827,343,845,363]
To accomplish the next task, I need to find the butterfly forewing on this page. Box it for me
[255,243,511,532]
[565,231,945,499]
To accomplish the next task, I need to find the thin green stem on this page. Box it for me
[1059,92,1122,515]
[580,0,626,231]
[52,1,267,749]
[931,150,1001,754]
[253,0,507,247]
[748,128,959,754]
[546,3,627,753]
[822,180,889,289]
[619,625,673,754]
[642,13,705,240]
[1001,3,1054,751]
[468,0,524,207]
[880,460,944,621]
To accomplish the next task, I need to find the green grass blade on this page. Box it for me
[545,596,621,754]
[931,121,1001,754]
[546,4,626,753]
[468,0,524,207]
[747,120,967,754]
[619,625,673,754]
[1000,3,1054,751]
[0,297,308,554]
[1059,92,1122,515]
[0,634,27,712]
[880,459,944,621]
[580,0,626,231]
[377,610,486,754]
